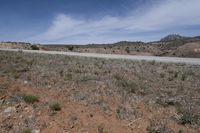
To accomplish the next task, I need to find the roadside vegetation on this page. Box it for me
[22,95,39,103]
[49,102,61,111]
[0,51,199,133]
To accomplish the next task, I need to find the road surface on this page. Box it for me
[0,48,200,65]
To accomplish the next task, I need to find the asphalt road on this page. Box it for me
[0,48,200,65]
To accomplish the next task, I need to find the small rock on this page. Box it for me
[28,115,34,119]
[0,99,5,104]
[37,111,41,115]
[24,81,28,84]
[70,125,74,129]
[89,114,93,117]
[4,107,16,113]
[24,107,29,111]
[32,129,40,133]
[7,114,11,118]
[15,103,21,108]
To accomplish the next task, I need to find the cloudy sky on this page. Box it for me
[0,0,200,44]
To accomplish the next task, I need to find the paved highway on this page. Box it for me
[0,48,200,65]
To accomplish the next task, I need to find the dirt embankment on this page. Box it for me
[173,42,200,58]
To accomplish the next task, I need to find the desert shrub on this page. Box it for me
[125,47,130,53]
[18,49,23,53]
[31,45,40,50]
[68,46,74,51]
[116,106,139,120]
[156,97,178,107]
[180,112,198,125]
[147,119,174,133]
[23,59,34,66]
[174,72,179,78]
[22,95,39,103]
[150,60,156,65]
[124,81,139,93]
[176,105,199,126]
[113,74,123,81]
[147,125,173,133]
[50,102,61,111]
[13,72,20,79]
[108,45,113,48]
[168,76,174,81]
[178,129,185,133]
[27,75,32,81]
[181,74,186,81]
[0,82,9,90]
[22,128,31,133]
[98,124,108,133]
[114,74,140,94]
[116,106,127,119]
[160,73,165,78]
[80,75,97,82]
[59,70,64,77]
[64,73,72,80]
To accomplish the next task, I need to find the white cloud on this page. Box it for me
[30,0,200,44]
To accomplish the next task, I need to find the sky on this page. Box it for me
[0,0,200,44]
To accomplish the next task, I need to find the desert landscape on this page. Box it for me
[1,34,200,58]
[1,0,200,132]
[0,44,200,132]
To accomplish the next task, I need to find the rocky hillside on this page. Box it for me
[160,34,188,42]
[44,35,200,58]
[173,42,200,58]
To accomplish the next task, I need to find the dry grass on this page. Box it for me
[0,50,200,132]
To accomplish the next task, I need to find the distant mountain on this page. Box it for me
[160,34,188,42]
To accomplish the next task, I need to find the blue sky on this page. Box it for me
[0,0,200,44]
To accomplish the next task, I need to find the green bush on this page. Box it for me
[50,102,61,111]
[31,45,40,50]
[22,95,39,103]
[147,119,173,133]
[125,47,130,53]
[178,129,185,133]
[180,113,197,125]
[98,124,108,133]
[22,128,31,133]
[114,74,140,94]
[68,46,74,51]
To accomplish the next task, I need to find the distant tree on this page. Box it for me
[125,47,130,53]
[68,46,74,51]
[31,45,40,50]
